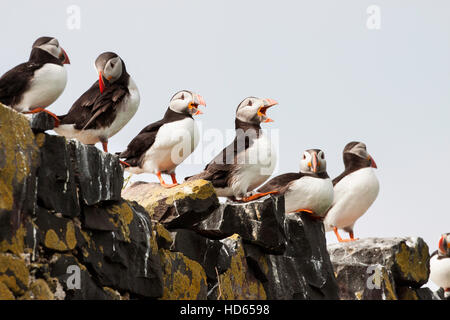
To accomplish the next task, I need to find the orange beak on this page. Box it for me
[438,236,445,254]
[60,48,70,65]
[312,152,318,173]
[190,93,206,116]
[258,98,278,123]
[369,155,377,168]
[98,71,105,94]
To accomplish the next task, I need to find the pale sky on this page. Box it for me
[1,0,449,290]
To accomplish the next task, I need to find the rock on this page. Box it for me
[49,253,115,300]
[69,140,123,206]
[169,228,226,280]
[210,234,267,300]
[20,279,54,300]
[328,237,430,290]
[0,281,14,300]
[0,253,30,296]
[396,286,443,300]
[122,180,219,229]
[193,195,287,254]
[35,207,77,252]
[76,200,163,298]
[333,262,397,300]
[36,134,80,218]
[0,104,40,247]
[28,112,55,133]
[159,248,208,300]
[244,213,339,300]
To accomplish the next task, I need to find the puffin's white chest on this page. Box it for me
[285,177,334,216]
[16,63,67,112]
[228,133,277,197]
[430,255,450,289]
[324,167,379,229]
[140,117,199,174]
[103,78,140,138]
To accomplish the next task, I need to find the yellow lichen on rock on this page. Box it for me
[20,279,54,300]
[218,235,266,300]
[106,201,135,242]
[0,103,39,212]
[122,180,216,217]
[394,242,429,283]
[0,253,30,295]
[159,249,207,300]
[0,224,27,255]
[0,281,14,300]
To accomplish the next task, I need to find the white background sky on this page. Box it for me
[1,1,449,290]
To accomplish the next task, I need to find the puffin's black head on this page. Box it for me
[438,233,450,257]
[343,141,377,169]
[32,36,70,64]
[95,52,126,93]
[236,97,278,124]
[169,90,206,116]
[300,149,327,174]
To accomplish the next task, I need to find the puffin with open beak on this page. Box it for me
[187,96,278,201]
[117,90,206,188]
[324,141,379,242]
[55,52,140,157]
[430,233,450,299]
[257,149,334,217]
[0,36,70,126]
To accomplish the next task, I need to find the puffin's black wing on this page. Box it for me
[332,171,348,186]
[257,172,302,194]
[0,62,41,107]
[116,120,166,167]
[186,133,253,188]
[59,81,129,130]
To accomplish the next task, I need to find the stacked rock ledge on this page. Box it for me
[0,104,443,300]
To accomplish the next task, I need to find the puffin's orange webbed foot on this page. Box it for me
[242,191,278,202]
[333,227,359,242]
[156,171,178,188]
[25,108,60,127]
[294,208,323,221]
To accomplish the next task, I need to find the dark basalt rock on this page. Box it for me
[244,213,340,300]
[34,206,77,252]
[75,200,163,298]
[37,134,80,218]
[169,228,228,280]
[49,253,115,300]
[122,180,219,229]
[0,103,40,245]
[193,195,287,254]
[208,234,267,300]
[28,112,55,133]
[69,140,123,206]
[328,237,430,289]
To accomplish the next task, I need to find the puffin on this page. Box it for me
[430,233,450,299]
[186,96,278,201]
[117,90,206,188]
[0,36,70,125]
[257,149,334,217]
[54,52,139,156]
[324,141,379,242]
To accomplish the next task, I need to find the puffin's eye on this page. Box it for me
[302,154,306,160]
[110,61,115,68]
[248,100,252,106]
[180,93,185,100]
[321,153,325,159]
